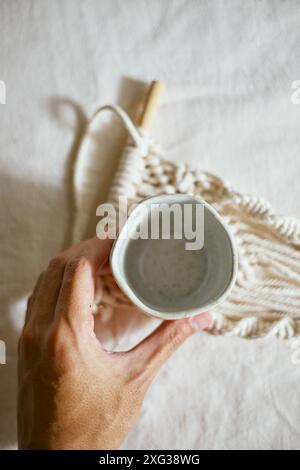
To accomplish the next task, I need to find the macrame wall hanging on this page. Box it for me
[73,81,300,340]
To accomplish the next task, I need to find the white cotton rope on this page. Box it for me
[73,105,300,339]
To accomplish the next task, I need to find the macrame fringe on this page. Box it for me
[73,105,300,339]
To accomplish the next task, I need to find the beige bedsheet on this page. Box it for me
[0,0,299,449]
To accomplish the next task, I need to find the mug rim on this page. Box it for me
[110,194,238,320]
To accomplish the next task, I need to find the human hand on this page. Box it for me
[18,237,211,449]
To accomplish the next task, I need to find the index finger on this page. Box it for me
[59,236,113,272]
[54,237,113,327]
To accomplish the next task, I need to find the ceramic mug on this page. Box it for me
[110,194,238,320]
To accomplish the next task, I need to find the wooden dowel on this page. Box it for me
[138,80,165,129]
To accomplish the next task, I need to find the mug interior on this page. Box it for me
[111,195,237,318]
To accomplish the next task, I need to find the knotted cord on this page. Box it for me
[73,105,300,339]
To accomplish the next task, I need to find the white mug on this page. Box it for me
[110,194,238,320]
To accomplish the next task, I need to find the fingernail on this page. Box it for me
[189,312,211,331]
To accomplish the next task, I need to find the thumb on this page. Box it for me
[126,312,211,385]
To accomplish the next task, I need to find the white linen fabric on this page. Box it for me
[0,0,300,450]
[74,104,300,340]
